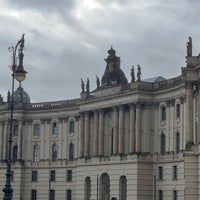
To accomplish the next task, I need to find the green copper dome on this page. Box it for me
[13,86,30,104]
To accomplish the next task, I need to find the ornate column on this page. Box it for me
[186,82,194,145]
[79,113,84,158]
[93,110,98,157]
[118,106,124,155]
[3,120,8,160]
[0,121,3,160]
[98,109,104,156]
[113,106,118,155]
[135,102,142,153]
[129,104,136,153]
[84,112,89,158]
[17,120,23,160]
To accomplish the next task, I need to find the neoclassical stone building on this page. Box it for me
[0,38,200,200]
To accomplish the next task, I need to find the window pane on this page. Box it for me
[50,170,55,181]
[34,124,40,135]
[67,189,72,200]
[31,190,37,200]
[67,170,72,181]
[32,171,38,182]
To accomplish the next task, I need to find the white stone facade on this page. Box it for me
[0,40,200,200]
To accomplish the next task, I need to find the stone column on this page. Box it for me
[0,121,3,160]
[98,109,104,156]
[40,119,45,161]
[113,106,118,155]
[3,120,8,160]
[84,112,89,158]
[129,104,136,153]
[186,82,193,145]
[79,113,84,158]
[135,103,142,153]
[17,120,23,160]
[118,106,124,155]
[93,110,98,157]
[58,117,63,160]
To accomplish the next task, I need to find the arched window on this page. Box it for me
[100,173,110,200]
[84,177,91,200]
[69,121,75,133]
[52,144,57,161]
[160,133,166,155]
[33,144,39,162]
[13,146,18,162]
[69,143,74,161]
[119,176,127,200]
[175,132,180,154]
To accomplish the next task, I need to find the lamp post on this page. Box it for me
[2,34,27,200]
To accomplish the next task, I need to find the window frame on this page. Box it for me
[176,104,180,119]
[67,170,72,182]
[50,170,56,182]
[31,189,37,200]
[52,122,58,134]
[158,190,163,200]
[69,143,74,161]
[49,189,55,200]
[161,106,166,121]
[67,189,72,200]
[158,166,163,180]
[173,190,177,200]
[34,123,40,136]
[69,120,75,133]
[173,165,177,180]
[160,133,166,155]
[51,144,57,162]
[32,170,38,182]
[33,144,40,162]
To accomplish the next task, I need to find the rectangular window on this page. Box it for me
[176,104,180,118]
[49,189,55,200]
[50,170,55,182]
[67,189,72,200]
[52,122,58,134]
[158,166,163,180]
[34,124,40,135]
[159,190,163,200]
[31,190,37,200]
[32,171,38,182]
[161,107,166,121]
[173,190,177,200]
[69,121,74,133]
[67,170,72,181]
[13,125,18,136]
[173,166,177,180]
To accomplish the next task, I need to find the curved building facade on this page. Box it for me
[0,39,200,200]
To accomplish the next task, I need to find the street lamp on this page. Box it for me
[3,34,27,200]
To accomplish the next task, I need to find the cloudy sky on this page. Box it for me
[0,0,199,103]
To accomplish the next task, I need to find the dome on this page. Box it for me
[13,86,30,104]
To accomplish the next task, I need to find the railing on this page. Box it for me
[24,98,81,110]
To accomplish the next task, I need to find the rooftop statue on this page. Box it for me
[131,66,135,83]
[187,36,192,57]
[81,78,85,93]
[137,65,141,82]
